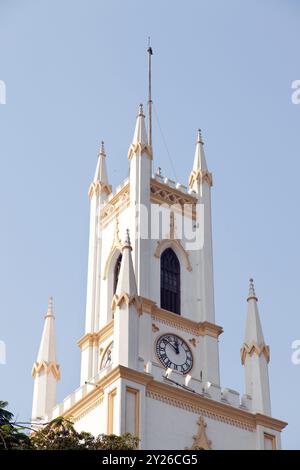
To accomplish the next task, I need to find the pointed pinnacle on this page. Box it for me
[122,228,132,251]
[138,103,144,116]
[125,228,131,246]
[99,140,106,157]
[197,128,204,144]
[46,296,54,318]
[247,278,258,302]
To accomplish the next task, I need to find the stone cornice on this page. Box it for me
[139,298,223,338]
[77,302,223,348]
[32,361,60,380]
[57,365,287,433]
[61,387,104,421]
[146,379,287,433]
[77,320,114,350]
[150,179,197,215]
[57,366,152,421]
[240,342,270,365]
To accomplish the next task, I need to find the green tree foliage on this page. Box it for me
[92,433,140,450]
[0,401,31,450]
[31,417,139,450]
[0,402,139,450]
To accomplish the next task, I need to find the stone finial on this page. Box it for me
[125,228,131,246]
[197,128,204,144]
[99,140,106,156]
[46,296,54,318]
[247,278,258,302]
[190,416,212,450]
[138,103,144,116]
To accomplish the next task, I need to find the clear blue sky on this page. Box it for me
[1,0,299,449]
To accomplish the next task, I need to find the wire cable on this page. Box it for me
[153,102,178,181]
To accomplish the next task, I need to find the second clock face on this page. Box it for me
[156,334,193,374]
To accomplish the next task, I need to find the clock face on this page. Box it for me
[100,342,113,370]
[156,334,193,374]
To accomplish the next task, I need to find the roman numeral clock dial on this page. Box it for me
[156,334,193,374]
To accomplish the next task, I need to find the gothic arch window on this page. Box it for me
[160,248,181,315]
[113,253,122,294]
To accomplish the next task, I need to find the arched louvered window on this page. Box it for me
[160,248,181,315]
[113,254,122,294]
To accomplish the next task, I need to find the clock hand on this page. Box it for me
[163,339,178,354]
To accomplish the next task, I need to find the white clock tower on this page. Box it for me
[31,49,287,450]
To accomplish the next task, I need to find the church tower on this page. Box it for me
[31,48,286,449]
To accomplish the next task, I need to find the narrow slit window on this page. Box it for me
[113,254,122,294]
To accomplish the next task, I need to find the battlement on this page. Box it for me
[105,171,197,207]
[152,172,196,197]
[45,361,252,422]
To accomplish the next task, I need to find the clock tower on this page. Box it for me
[31,51,287,450]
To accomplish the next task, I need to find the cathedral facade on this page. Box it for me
[31,100,287,449]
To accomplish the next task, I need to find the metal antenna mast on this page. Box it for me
[147,37,153,148]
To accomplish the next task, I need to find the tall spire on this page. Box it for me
[88,141,111,198]
[189,129,212,189]
[32,298,60,420]
[194,129,207,171]
[35,297,59,368]
[128,104,152,160]
[243,278,266,347]
[241,279,271,415]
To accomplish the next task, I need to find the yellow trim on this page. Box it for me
[125,387,140,438]
[101,183,130,228]
[150,178,197,207]
[77,320,114,350]
[88,181,112,199]
[103,219,122,280]
[151,305,223,338]
[263,432,277,450]
[128,143,152,160]
[103,245,122,280]
[64,392,104,422]
[32,361,60,380]
[147,379,287,433]
[189,169,213,188]
[55,365,287,434]
[154,239,192,272]
[107,388,117,434]
[190,416,211,450]
[140,297,157,313]
[111,293,142,314]
[138,296,223,338]
[240,342,270,365]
